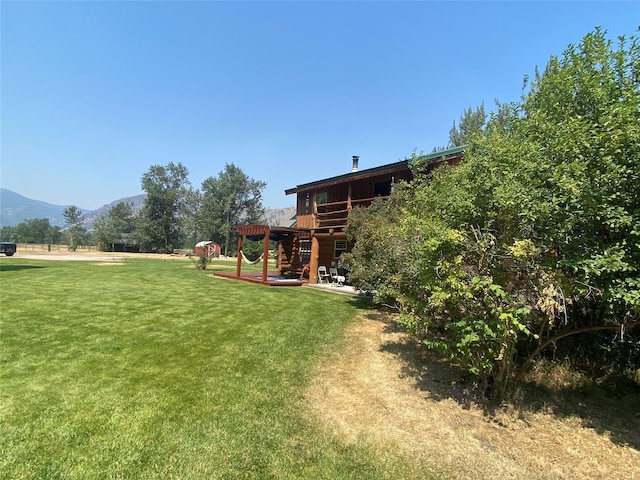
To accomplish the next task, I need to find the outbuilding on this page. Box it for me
[194,241,220,257]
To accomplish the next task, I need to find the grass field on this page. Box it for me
[0,256,417,479]
[2,254,639,479]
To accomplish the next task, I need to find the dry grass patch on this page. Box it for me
[305,313,640,480]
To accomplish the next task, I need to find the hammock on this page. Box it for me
[240,250,264,265]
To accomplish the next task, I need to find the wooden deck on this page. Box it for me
[214,271,307,287]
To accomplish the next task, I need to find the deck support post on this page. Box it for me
[236,234,244,277]
[310,235,320,284]
[262,227,270,283]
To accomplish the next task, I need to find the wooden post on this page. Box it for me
[262,227,270,283]
[236,234,243,277]
[309,234,320,284]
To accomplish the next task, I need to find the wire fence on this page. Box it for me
[15,244,98,253]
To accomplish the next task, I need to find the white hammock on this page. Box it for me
[240,250,264,265]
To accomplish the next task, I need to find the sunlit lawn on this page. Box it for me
[0,256,421,479]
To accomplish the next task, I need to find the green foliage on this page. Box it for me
[93,202,137,252]
[1,218,62,244]
[137,162,191,253]
[194,252,209,270]
[181,188,203,249]
[63,205,88,251]
[346,28,640,397]
[199,163,266,255]
[448,102,486,147]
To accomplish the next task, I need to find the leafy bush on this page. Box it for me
[346,28,640,398]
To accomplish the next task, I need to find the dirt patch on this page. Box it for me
[12,251,190,262]
[17,254,125,262]
[305,313,640,479]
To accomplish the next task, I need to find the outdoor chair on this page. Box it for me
[318,266,331,284]
[329,267,345,286]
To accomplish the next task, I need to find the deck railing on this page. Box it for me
[315,196,382,229]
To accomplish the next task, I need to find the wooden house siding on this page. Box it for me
[285,146,466,283]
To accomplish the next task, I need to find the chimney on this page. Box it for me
[351,155,359,172]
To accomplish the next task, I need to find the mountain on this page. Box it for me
[82,194,146,229]
[1,188,295,229]
[0,189,91,228]
[264,206,296,227]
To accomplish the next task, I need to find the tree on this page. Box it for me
[0,226,13,241]
[137,162,191,253]
[94,202,136,252]
[448,103,486,147]
[63,206,87,251]
[181,188,203,249]
[346,28,640,398]
[9,218,61,244]
[199,163,266,255]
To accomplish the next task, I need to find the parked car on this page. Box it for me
[0,241,16,256]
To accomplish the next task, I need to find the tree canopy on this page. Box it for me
[63,205,88,251]
[93,202,137,252]
[137,162,191,253]
[199,163,266,255]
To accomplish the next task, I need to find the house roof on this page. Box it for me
[284,145,466,195]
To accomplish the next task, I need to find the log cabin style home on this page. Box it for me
[222,146,465,286]
[281,145,466,284]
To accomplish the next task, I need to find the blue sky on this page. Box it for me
[1,1,638,210]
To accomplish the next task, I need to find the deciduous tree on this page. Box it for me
[137,162,191,253]
[94,202,136,252]
[200,163,266,255]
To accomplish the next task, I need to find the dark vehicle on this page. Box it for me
[0,241,16,256]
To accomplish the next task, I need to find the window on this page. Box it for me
[299,240,311,264]
[316,191,327,214]
[334,240,347,258]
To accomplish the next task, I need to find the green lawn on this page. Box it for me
[0,257,419,479]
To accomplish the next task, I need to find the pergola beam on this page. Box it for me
[231,224,310,285]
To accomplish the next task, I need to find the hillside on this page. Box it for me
[0,189,91,228]
[263,206,296,227]
[1,189,295,229]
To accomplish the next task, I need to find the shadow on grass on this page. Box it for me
[367,312,640,451]
[0,264,46,272]
[347,296,375,311]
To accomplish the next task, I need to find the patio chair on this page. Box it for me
[329,267,345,286]
[318,266,331,284]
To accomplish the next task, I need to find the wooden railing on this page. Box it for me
[315,196,381,229]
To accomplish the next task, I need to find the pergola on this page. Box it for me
[231,224,311,284]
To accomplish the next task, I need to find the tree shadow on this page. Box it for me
[0,264,47,272]
[368,312,640,450]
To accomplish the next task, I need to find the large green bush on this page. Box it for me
[345,29,640,398]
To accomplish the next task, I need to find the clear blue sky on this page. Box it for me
[1,1,638,210]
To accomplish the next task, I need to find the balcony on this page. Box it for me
[314,196,382,229]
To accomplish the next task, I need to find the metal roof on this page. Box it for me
[284,145,466,195]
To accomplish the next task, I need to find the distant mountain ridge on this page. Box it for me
[0,188,295,229]
[0,189,92,228]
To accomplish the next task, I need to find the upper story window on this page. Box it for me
[316,191,327,214]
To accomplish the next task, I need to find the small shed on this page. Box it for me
[194,241,220,257]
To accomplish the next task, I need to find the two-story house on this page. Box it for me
[282,145,465,283]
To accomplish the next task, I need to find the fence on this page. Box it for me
[16,244,98,253]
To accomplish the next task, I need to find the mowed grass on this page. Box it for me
[0,257,417,479]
